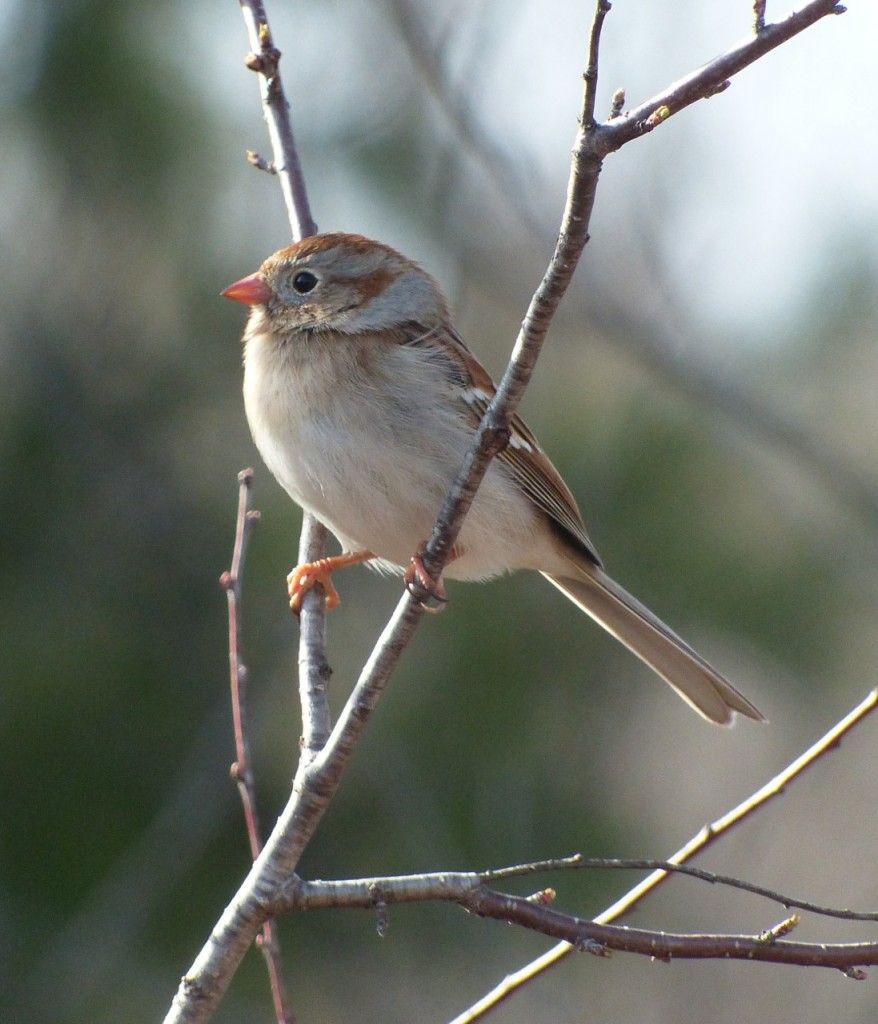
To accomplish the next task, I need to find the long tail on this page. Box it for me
[543,568,764,726]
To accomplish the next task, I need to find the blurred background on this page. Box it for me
[2,0,877,1021]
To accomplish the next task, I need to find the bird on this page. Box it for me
[223,232,763,726]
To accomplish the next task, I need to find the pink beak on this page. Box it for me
[222,273,273,306]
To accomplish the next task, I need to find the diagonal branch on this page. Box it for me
[451,687,878,1023]
[414,0,846,586]
[166,1,850,1021]
[393,0,877,534]
[603,0,846,148]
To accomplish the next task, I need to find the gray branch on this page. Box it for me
[163,1,848,1020]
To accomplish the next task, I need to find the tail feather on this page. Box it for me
[543,569,764,726]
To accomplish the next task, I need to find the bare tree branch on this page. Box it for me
[275,869,878,975]
[607,0,846,143]
[237,0,331,750]
[464,888,875,975]
[238,1,317,241]
[277,847,878,924]
[218,471,291,1023]
[451,687,878,1023]
[393,0,878,535]
[295,517,333,757]
[165,1,852,1020]
[219,470,260,860]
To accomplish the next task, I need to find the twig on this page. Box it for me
[280,850,878,923]
[451,688,878,1022]
[276,870,878,974]
[487,856,878,923]
[415,9,606,586]
[238,0,317,240]
[581,0,611,128]
[219,470,261,860]
[414,0,843,590]
[296,517,333,756]
[464,888,875,974]
[598,0,846,150]
[395,0,878,535]
[218,471,291,1024]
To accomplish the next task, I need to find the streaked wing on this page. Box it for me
[401,321,602,567]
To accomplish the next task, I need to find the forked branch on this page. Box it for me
[164,1,849,1021]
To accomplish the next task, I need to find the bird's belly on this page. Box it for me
[254,411,542,580]
[243,334,546,581]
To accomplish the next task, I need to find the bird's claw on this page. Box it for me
[404,550,448,613]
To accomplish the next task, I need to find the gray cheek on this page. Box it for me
[352,274,443,332]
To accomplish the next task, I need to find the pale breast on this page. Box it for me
[243,328,546,579]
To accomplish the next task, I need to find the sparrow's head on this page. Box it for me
[223,232,449,334]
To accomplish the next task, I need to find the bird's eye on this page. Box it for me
[292,270,319,294]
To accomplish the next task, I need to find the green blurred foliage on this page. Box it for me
[2,2,877,1023]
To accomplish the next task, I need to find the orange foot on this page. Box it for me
[287,550,374,615]
[404,546,458,612]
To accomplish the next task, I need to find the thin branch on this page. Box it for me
[415,17,605,586]
[581,0,611,128]
[395,0,878,536]
[597,0,846,152]
[566,859,878,924]
[238,1,317,240]
[276,872,878,974]
[218,471,290,1020]
[279,850,878,923]
[219,469,262,862]
[237,0,331,743]
[451,688,878,1023]
[465,888,875,975]
[296,518,333,756]
[415,0,845,594]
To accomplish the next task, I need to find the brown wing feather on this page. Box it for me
[402,321,602,566]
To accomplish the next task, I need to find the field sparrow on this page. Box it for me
[224,232,763,726]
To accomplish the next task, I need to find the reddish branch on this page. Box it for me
[466,887,875,976]
[219,471,292,1023]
